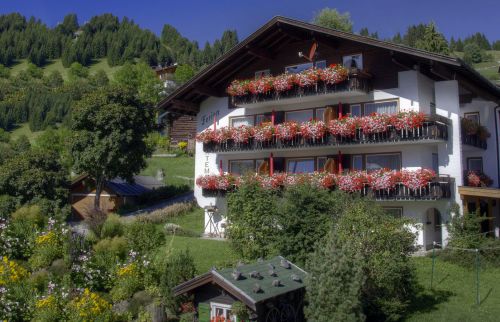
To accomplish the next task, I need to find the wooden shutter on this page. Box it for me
[324,106,337,122]
[258,160,270,175]
[324,158,337,174]
[198,303,211,322]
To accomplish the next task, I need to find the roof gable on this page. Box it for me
[158,16,500,114]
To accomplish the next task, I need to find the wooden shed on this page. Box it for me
[173,256,306,322]
[70,175,164,219]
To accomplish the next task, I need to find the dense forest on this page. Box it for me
[0,13,239,70]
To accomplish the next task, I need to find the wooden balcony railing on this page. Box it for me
[361,176,453,201]
[202,176,453,200]
[461,131,487,149]
[231,73,371,106]
[203,119,448,153]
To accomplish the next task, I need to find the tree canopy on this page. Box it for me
[69,85,154,209]
[312,8,353,32]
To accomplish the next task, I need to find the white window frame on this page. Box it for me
[210,302,235,321]
[365,153,401,172]
[230,116,254,128]
[363,100,398,116]
[342,53,363,70]
[383,207,403,218]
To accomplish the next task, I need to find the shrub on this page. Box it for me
[0,194,16,219]
[334,199,417,321]
[100,213,124,238]
[125,221,165,254]
[66,288,113,322]
[110,273,142,302]
[136,202,195,224]
[93,236,129,260]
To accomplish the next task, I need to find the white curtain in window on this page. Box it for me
[366,154,400,171]
[364,101,398,115]
[231,116,253,127]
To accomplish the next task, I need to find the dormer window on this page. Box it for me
[343,53,363,70]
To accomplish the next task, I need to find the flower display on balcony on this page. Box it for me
[196,112,432,146]
[360,113,390,134]
[195,128,215,143]
[391,111,426,131]
[253,122,274,142]
[466,171,493,187]
[226,65,349,97]
[336,171,367,192]
[400,169,436,190]
[300,120,327,140]
[231,125,252,143]
[369,169,398,190]
[328,116,359,137]
[196,168,437,193]
[460,118,491,140]
[275,121,300,140]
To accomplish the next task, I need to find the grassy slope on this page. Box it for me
[8,58,121,80]
[141,155,195,187]
[454,50,500,83]
[408,256,500,321]
[8,122,43,143]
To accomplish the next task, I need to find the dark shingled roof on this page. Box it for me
[173,256,306,311]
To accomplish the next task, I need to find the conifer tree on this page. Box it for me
[415,22,450,55]
[305,230,365,322]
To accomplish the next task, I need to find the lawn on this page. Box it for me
[8,122,43,143]
[153,206,237,272]
[407,256,500,321]
[141,155,195,187]
[8,58,122,80]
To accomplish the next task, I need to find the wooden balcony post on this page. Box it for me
[270,153,274,176]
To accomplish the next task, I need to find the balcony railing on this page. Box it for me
[231,73,371,107]
[361,176,453,201]
[202,176,452,200]
[461,131,487,149]
[203,119,448,153]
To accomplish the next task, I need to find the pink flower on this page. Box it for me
[319,64,349,85]
[329,117,359,137]
[253,123,274,142]
[360,113,389,134]
[391,111,426,131]
[369,169,397,190]
[231,126,252,143]
[300,120,327,140]
[195,129,215,143]
[275,121,300,140]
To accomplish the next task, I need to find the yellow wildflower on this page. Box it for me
[116,263,136,277]
[69,288,111,320]
[0,257,28,285]
[36,231,57,245]
[36,295,56,309]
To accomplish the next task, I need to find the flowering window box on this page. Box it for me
[198,113,448,153]
[227,65,370,108]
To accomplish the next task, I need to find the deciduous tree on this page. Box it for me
[312,8,353,32]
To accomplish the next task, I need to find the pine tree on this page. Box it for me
[402,23,427,47]
[305,230,365,322]
[415,22,450,55]
[392,32,403,44]
[359,27,369,36]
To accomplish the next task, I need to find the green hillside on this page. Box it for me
[8,58,122,80]
[473,50,500,83]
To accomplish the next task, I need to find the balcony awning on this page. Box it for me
[458,186,500,199]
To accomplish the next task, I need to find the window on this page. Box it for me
[317,157,327,172]
[315,60,327,69]
[285,62,313,74]
[255,69,270,79]
[383,207,403,218]
[210,303,234,321]
[256,114,272,125]
[343,54,363,70]
[285,110,314,123]
[364,101,398,115]
[230,116,254,127]
[468,158,483,172]
[316,108,326,121]
[287,158,315,173]
[352,155,363,171]
[464,112,480,124]
[230,160,255,175]
[365,153,401,171]
[350,104,361,117]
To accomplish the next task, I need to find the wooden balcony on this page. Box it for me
[231,73,371,108]
[461,132,487,149]
[203,119,448,153]
[202,176,453,200]
[361,176,453,201]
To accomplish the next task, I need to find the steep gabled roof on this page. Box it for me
[158,16,500,115]
[173,256,306,311]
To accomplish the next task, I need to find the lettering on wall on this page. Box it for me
[204,155,210,174]
[201,110,220,126]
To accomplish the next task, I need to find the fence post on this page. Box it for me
[431,241,436,290]
[475,248,480,305]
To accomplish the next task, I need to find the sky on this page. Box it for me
[1,0,499,44]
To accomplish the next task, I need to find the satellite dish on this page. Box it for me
[298,42,318,62]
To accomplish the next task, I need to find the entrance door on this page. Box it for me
[424,208,442,249]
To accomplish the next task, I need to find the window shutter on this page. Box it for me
[198,303,211,322]
[258,159,270,175]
